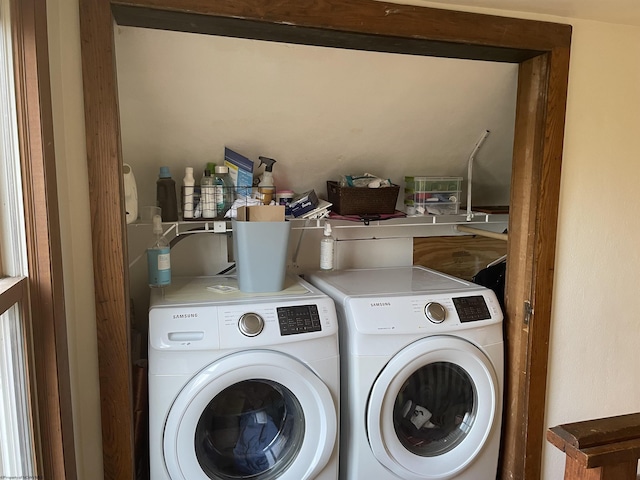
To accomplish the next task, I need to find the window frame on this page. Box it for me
[1,0,77,478]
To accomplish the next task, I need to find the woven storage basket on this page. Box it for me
[327,181,399,215]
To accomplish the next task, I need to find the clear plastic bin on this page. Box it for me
[404,176,462,215]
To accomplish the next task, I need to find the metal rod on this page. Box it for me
[456,224,508,241]
[466,130,491,221]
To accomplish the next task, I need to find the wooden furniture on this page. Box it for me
[548,413,640,480]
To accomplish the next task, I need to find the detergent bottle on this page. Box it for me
[156,166,178,222]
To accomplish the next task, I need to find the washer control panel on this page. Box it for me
[277,305,322,336]
[452,295,492,323]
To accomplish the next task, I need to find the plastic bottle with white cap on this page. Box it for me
[182,167,195,219]
[320,222,335,271]
[147,214,171,288]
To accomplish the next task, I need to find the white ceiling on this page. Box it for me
[421,0,640,27]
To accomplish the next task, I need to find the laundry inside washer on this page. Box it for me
[195,380,304,477]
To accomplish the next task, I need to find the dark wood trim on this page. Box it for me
[79,0,571,477]
[503,52,548,478]
[523,45,571,478]
[78,1,136,479]
[111,4,544,62]
[111,0,571,52]
[10,0,77,478]
[548,413,640,479]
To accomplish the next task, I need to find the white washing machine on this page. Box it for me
[148,275,339,480]
[308,266,503,480]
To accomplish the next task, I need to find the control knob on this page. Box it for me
[425,302,446,324]
[238,313,264,337]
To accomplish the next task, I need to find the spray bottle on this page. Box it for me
[320,222,335,271]
[258,156,276,205]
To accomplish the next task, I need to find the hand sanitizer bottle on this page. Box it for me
[147,214,171,288]
[320,222,335,271]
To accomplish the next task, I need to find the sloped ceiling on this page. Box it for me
[115,26,518,210]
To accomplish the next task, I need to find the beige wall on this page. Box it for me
[47,0,640,478]
[46,1,103,478]
[543,18,640,477]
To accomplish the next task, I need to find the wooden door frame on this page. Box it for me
[78,1,571,478]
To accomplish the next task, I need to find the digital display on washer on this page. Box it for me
[452,295,491,322]
[277,305,322,335]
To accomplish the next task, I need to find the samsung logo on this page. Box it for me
[370,302,392,307]
[172,313,198,319]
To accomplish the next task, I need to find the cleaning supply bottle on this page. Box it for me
[156,166,178,222]
[182,167,195,219]
[213,165,234,219]
[200,169,215,219]
[320,222,335,271]
[258,156,276,205]
[147,214,171,288]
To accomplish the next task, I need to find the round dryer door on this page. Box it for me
[163,350,337,480]
[367,336,500,480]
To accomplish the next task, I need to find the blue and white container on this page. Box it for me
[147,214,171,288]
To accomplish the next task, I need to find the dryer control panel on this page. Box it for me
[344,288,503,335]
[452,295,492,322]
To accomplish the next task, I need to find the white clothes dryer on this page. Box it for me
[308,266,503,480]
[148,275,339,480]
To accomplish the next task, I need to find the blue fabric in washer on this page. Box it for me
[233,410,279,475]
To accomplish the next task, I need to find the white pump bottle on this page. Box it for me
[320,222,335,270]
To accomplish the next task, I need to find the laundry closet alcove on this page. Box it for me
[78,1,571,478]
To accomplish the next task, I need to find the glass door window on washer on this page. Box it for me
[195,379,304,479]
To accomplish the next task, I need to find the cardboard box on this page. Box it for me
[236,205,285,222]
[289,190,319,217]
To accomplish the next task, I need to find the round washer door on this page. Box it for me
[367,336,499,480]
[164,350,337,480]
